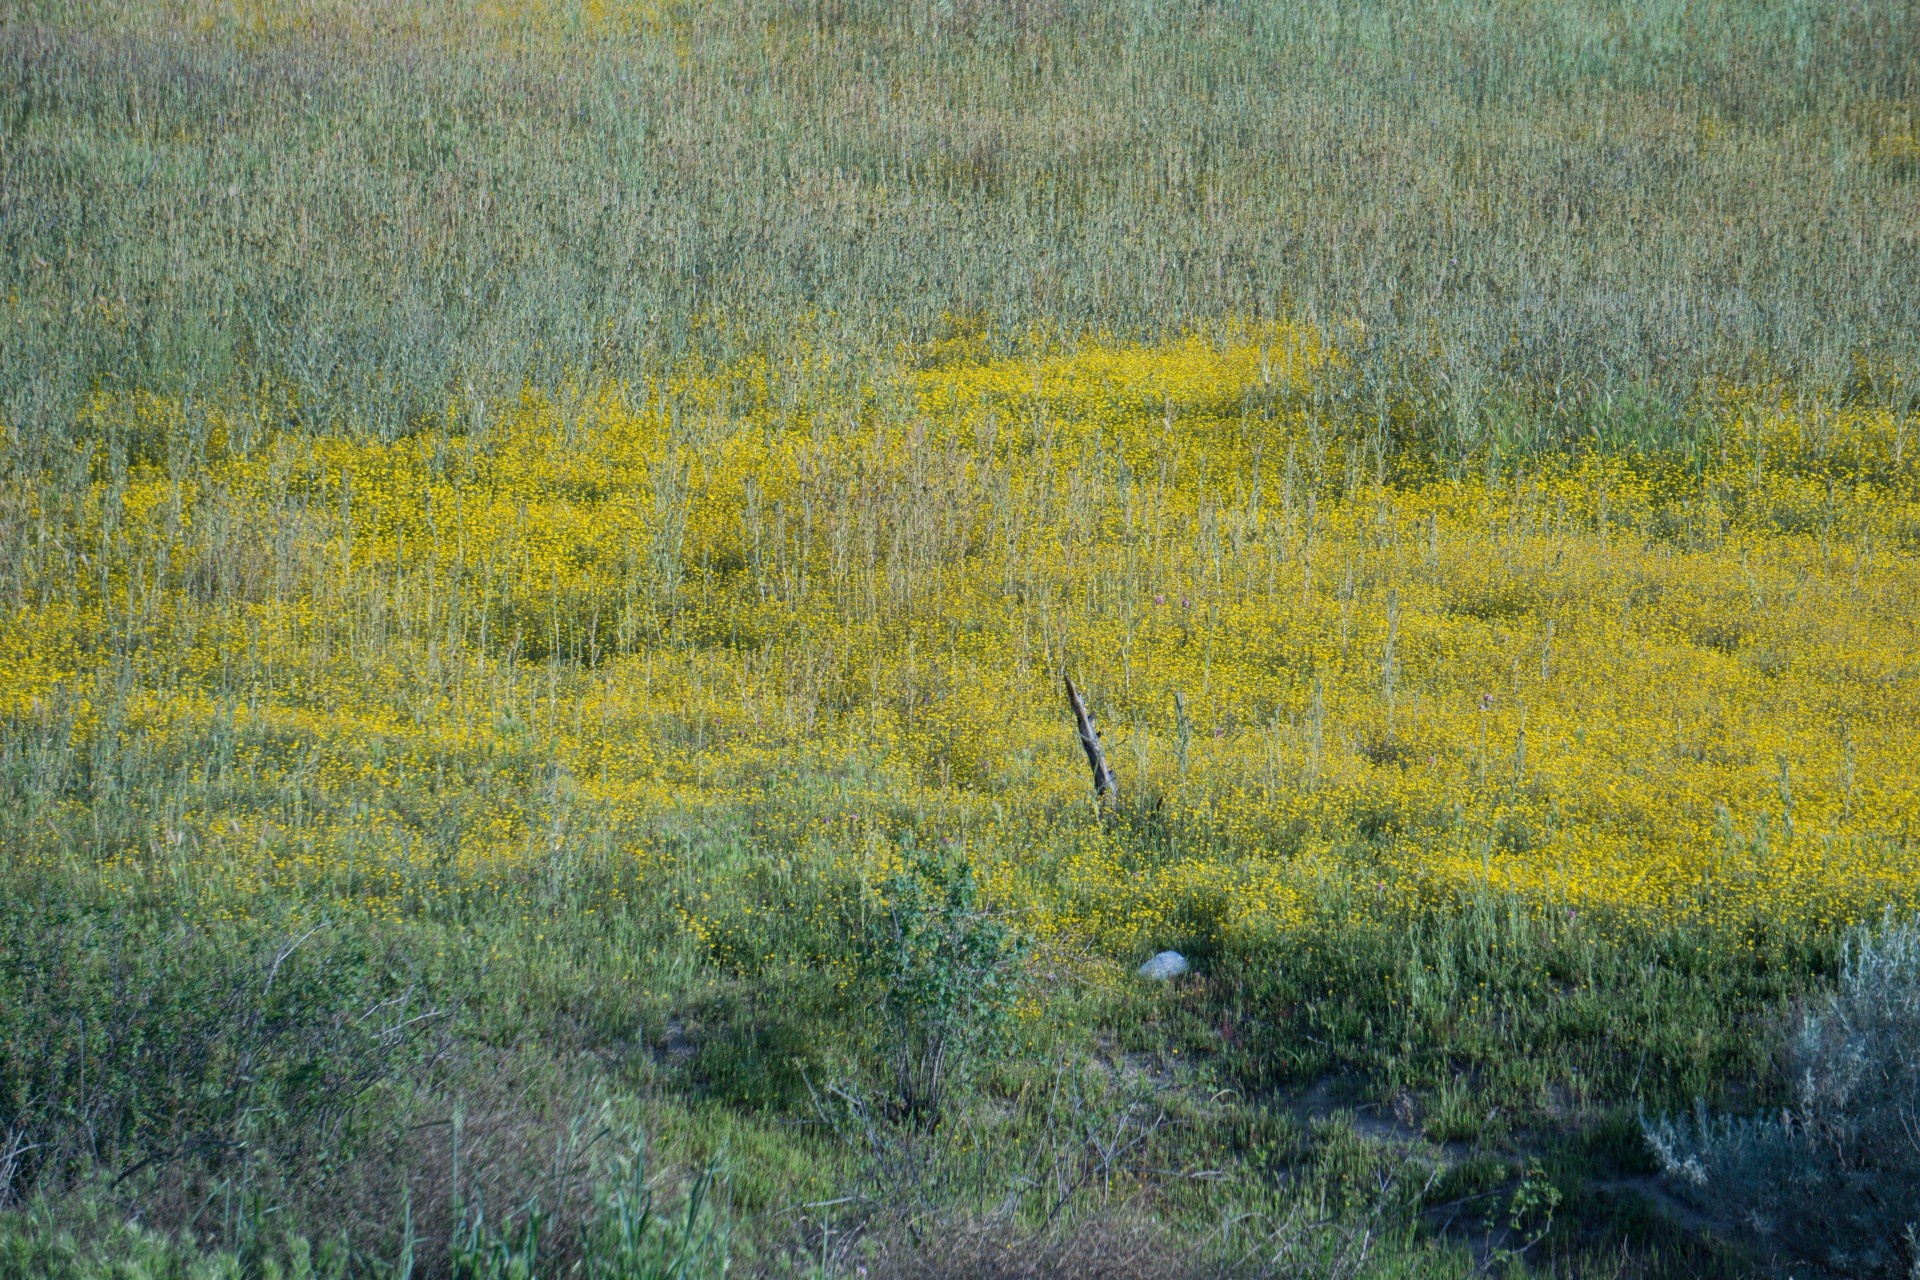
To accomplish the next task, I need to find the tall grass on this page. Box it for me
[3,0,1915,451]
[3,1,1916,1274]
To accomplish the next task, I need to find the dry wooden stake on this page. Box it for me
[1064,674,1118,802]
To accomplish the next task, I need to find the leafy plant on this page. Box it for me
[0,892,440,1207]
[0,1191,347,1280]
[869,845,1027,1128]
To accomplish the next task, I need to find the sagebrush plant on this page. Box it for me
[1645,913,1920,1277]
[872,845,1028,1127]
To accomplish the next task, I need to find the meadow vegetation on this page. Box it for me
[2,0,1918,1275]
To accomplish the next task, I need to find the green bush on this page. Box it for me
[868,845,1027,1128]
[0,885,439,1207]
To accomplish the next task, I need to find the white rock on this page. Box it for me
[1137,950,1190,980]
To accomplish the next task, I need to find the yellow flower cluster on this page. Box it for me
[8,327,1917,958]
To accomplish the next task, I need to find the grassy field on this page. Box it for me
[3,2,1919,1276]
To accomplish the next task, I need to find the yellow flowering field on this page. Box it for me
[8,327,1918,963]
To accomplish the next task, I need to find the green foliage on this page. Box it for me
[1,2,1905,1270]
[685,986,825,1113]
[586,1140,728,1280]
[449,1188,546,1280]
[1211,893,1820,1115]
[0,878,440,1207]
[869,845,1027,1127]
[447,1126,729,1280]
[0,1194,345,1280]
[1645,913,1920,1278]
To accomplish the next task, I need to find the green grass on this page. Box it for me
[4,0,1914,1273]
[3,763,1778,1276]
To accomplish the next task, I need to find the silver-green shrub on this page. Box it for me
[1645,914,1920,1278]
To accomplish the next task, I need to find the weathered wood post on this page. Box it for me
[1064,674,1118,803]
